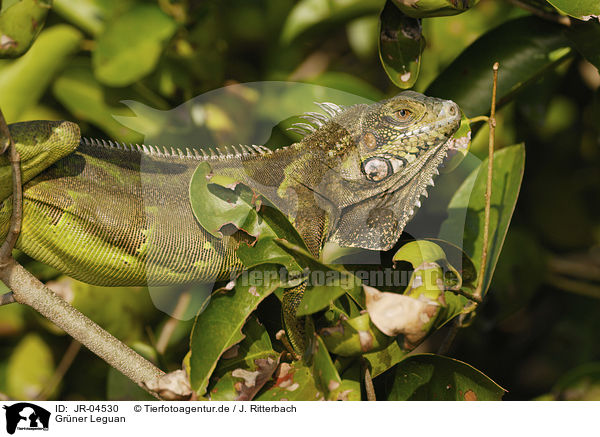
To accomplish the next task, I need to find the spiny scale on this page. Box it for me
[287,101,344,137]
[80,137,273,161]
[403,145,453,222]
[315,102,343,116]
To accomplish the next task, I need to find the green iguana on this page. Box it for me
[0,91,461,353]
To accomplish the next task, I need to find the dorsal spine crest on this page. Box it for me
[81,136,278,161]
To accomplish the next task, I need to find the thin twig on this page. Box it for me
[505,0,571,26]
[36,339,82,401]
[362,359,376,401]
[473,62,499,302]
[1,291,15,306]
[467,115,489,124]
[437,316,462,355]
[548,257,600,282]
[156,291,191,355]
[448,287,482,304]
[547,274,600,300]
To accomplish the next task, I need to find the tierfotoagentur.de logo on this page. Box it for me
[3,403,50,434]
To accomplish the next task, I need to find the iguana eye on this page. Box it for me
[362,157,393,182]
[395,109,412,121]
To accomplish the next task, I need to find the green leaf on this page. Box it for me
[545,0,600,21]
[281,0,384,44]
[189,264,281,396]
[379,0,425,88]
[566,20,600,70]
[320,313,394,356]
[490,228,546,319]
[237,237,299,274]
[213,316,279,376]
[392,240,475,324]
[426,16,572,117]
[235,207,307,273]
[391,0,480,18]
[297,279,359,317]
[393,240,447,267]
[347,15,379,61]
[190,166,308,276]
[363,340,406,378]
[312,335,360,400]
[258,205,307,250]
[0,24,82,122]
[0,0,52,58]
[189,162,275,240]
[387,354,505,400]
[52,60,144,142]
[6,333,56,399]
[274,239,364,315]
[92,4,176,86]
[53,0,131,36]
[437,291,469,327]
[549,362,600,401]
[442,111,472,173]
[439,144,525,296]
[392,240,474,325]
[255,361,325,401]
[207,372,241,401]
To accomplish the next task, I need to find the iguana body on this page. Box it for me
[0,91,461,352]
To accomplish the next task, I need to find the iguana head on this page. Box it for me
[294,91,462,251]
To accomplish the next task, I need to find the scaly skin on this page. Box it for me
[0,91,461,353]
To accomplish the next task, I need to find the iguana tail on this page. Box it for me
[1,120,80,202]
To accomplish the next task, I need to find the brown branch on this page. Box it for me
[1,258,165,397]
[473,62,499,302]
[441,64,500,354]
[437,317,461,355]
[156,291,191,355]
[36,339,82,401]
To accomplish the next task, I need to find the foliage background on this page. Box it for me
[0,0,598,400]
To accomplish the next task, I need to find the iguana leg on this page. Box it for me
[283,188,328,356]
[282,281,307,354]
